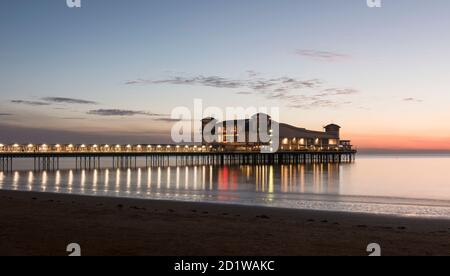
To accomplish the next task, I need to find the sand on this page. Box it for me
[0,190,449,256]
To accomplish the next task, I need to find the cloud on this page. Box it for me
[87,109,163,117]
[315,88,359,97]
[11,100,51,106]
[153,117,194,123]
[288,99,338,109]
[125,75,322,92]
[153,118,181,122]
[60,117,87,120]
[12,97,98,107]
[403,98,423,103]
[125,79,147,85]
[125,73,358,109]
[42,97,98,105]
[149,76,244,89]
[296,49,349,62]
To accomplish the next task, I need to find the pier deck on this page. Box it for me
[0,149,356,172]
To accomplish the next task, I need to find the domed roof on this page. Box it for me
[324,124,341,129]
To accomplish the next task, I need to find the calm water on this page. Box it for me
[1,154,450,218]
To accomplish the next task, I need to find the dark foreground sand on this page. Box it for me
[0,190,449,256]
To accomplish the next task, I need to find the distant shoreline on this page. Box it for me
[1,190,450,256]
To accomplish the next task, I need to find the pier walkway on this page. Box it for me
[0,144,356,172]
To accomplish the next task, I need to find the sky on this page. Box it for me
[1,0,450,150]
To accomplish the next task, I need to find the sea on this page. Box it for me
[1,154,450,218]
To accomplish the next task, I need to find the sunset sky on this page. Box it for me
[1,0,450,151]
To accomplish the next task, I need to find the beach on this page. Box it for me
[0,190,449,256]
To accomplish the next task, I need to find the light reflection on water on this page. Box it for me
[0,164,341,199]
[2,156,450,218]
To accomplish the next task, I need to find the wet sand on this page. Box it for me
[0,190,449,256]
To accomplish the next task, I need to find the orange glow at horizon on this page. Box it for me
[348,133,450,151]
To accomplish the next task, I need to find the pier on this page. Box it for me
[0,144,356,172]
